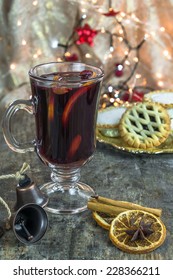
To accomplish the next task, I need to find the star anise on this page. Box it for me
[126,217,154,242]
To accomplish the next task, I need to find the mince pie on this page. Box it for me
[119,102,171,149]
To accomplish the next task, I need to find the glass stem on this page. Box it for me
[51,168,81,188]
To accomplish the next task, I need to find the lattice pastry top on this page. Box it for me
[119,102,171,149]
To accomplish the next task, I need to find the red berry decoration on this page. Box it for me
[65,53,78,62]
[102,8,120,17]
[75,24,98,46]
[131,90,145,102]
[122,90,144,102]
[115,63,124,77]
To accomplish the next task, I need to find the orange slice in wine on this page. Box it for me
[67,134,82,159]
[48,94,54,121]
[62,85,92,126]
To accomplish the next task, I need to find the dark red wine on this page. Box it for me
[31,72,101,166]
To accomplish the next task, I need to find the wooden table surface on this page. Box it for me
[0,104,173,260]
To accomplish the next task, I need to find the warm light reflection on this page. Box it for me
[160,27,165,32]
[57,57,63,62]
[17,20,22,26]
[125,60,130,65]
[158,81,164,87]
[133,57,138,62]
[85,53,92,58]
[32,0,38,6]
[21,39,27,46]
[136,73,141,79]
[156,73,162,78]
[10,63,16,70]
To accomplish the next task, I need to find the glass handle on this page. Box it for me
[2,99,36,153]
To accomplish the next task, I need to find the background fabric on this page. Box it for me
[0,0,173,104]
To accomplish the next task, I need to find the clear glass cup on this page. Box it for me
[2,62,104,214]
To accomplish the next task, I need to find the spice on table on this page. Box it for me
[126,217,154,242]
[109,210,166,254]
[88,195,166,253]
[88,195,162,218]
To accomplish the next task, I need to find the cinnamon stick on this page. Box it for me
[87,200,128,216]
[88,195,162,217]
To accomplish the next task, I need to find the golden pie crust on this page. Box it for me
[119,102,171,149]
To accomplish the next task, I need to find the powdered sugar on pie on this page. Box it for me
[97,106,127,128]
[144,91,173,108]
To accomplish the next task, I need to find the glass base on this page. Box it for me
[40,182,95,214]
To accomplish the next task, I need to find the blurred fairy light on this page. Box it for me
[109,46,114,52]
[57,57,63,62]
[32,48,42,59]
[156,73,162,78]
[51,39,59,49]
[101,27,105,33]
[133,57,139,62]
[160,27,165,32]
[144,33,150,40]
[10,63,16,70]
[33,53,38,59]
[17,20,22,26]
[120,12,126,17]
[32,0,38,6]
[150,31,156,37]
[21,39,27,46]
[163,49,171,60]
[81,8,87,14]
[116,15,122,22]
[158,81,164,87]
[108,86,113,92]
[163,50,169,56]
[82,14,87,19]
[125,60,130,66]
[98,7,103,13]
[136,73,141,79]
[64,51,70,57]
[131,13,138,21]
[37,49,42,56]
[116,64,123,71]
[85,53,92,58]
[125,19,130,24]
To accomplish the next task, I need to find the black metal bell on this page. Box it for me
[12,203,48,245]
[14,175,49,211]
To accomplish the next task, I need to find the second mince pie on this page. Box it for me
[119,102,171,149]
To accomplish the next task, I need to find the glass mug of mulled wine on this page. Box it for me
[2,62,104,214]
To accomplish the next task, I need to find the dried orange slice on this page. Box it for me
[109,210,166,254]
[92,211,116,230]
